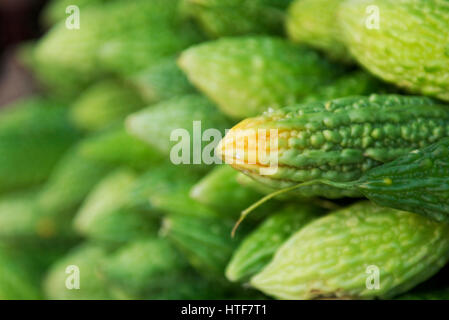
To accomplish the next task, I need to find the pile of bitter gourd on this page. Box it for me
[1,0,449,300]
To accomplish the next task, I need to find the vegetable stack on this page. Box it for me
[1,0,449,300]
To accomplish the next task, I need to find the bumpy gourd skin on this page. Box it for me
[178,36,344,119]
[287,0,351,62]
[356,137,449,223]
[226,204,321,282]
[340,0,449,101]
[183,0,291,38]
[217,94,449,198]
[251,202,449,300]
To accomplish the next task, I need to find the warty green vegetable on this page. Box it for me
[79,125,163,171]
[226,204,321,282]
[44,244,113,300]
[126,94,232,170]
[190,165,281,218]
[34,0,193,92]
[286,0,351,62]
[182,0,292,38]
[129,57,196,104]
[36,141,113,219]
[128,163,217,217]
[178,36,344,119]
[162,214,250,279]
[0,247,43,300]
[304,70,389,103]
[251,202,449,300]
[339,0,449,101]
[0,98,80,193]
[100,237,233,299]
[0,189,66,240]
[217,94,449,198]
[307,137,449,223]
[73,169,159,244]
[70,79,144,132]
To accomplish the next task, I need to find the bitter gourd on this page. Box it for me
[0,98,80,193]
[44,244,113,300]
[304,70,389,103]
[251,202,449,300]
[34,0,191,92]
[126,94,232,170]
[217,94,449,198]
[0,247,43,300]
[182,0,292,38]
[339,0,449,101]
[162,214,250,279]
[70,79,144,132]
[286,0,351,62]
[41,0,108,26]
[36,141,113,220]
[309,137,449,223]
[73,169,159,244]
[128,163,218,218]
[129,57,196,104]
[226,204,321,282]
[190,165,281,218]
[100,237,227,299]
[0,189,63,240]
[78,125,163,171]
[178,36,344,119]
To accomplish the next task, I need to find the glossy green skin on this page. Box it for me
[179,37,344,119]
[251,202,449,300]
[70,79,144,132]
[163,214,249,278]
[219,94,449,198]
[183,0,292,38]
[340,0,449,101]
[44,244,113,300]
[126,94,232,170]
[73,169,159,244]
[130,57,196,104]
[79,125,163,171]
[287,0,351,62]
[0,98,80,193]
[354,137,449,223]
[226,204,321,282]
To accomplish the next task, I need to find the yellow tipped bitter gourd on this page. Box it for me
[217,94,449,198]
[251,202,449,300]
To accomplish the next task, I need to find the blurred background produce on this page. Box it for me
[1,0,449,301]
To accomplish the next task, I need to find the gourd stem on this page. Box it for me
[231,179,356,237]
